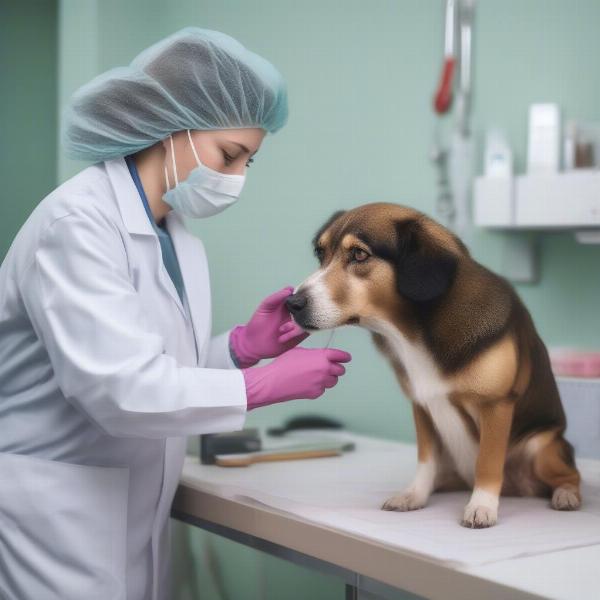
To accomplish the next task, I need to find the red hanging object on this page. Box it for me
[433,56,456,114]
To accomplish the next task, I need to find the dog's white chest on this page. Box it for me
[418,394,478,486]
[366,317,450,402]
[367,318,478,485]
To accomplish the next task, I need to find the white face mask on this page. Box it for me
[162,130,246,218]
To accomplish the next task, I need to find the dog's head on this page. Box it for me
[287,203,468,332]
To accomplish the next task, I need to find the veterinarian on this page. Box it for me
[0,28,351,600]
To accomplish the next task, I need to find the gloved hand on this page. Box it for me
[230,286,309,368]
[243,347,352,410]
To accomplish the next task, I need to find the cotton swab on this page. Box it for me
[324,329,336,348]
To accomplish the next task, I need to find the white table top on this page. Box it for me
[172,431,600,600]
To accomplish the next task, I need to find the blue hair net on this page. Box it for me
[62,28,288,162]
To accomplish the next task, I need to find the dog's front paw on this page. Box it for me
[381,489,428,512]
[551,486,581,511]
[461,502,497,528]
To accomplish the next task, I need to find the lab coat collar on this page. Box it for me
[165,211,211,366]
[105,156,186,320]
[105,158,156,236]
[105,159,182,308]
[105,157,211,365]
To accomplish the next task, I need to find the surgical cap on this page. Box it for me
[62,27,288,162]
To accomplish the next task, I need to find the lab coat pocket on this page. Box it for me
[0,453,129,600]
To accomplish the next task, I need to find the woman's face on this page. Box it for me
[163,127,266,187]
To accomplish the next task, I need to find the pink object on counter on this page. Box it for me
[549,349,600,378]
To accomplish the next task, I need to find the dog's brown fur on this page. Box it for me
[291,203,580,527]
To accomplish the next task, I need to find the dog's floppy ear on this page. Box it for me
[393,219,457,302]
[312,210,347,247]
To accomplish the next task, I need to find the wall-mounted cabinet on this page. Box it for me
[474,170,600,235]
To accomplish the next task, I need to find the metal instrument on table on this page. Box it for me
[215,441,355,467]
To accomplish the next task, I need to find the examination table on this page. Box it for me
[171,426,600,600]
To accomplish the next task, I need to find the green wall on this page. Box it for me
[0,0,57,258]
[157,0,600,441]
[4,1,600,598]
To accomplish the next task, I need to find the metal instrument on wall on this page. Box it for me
[431,0,476,245]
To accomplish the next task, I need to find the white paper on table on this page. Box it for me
[182,432,600,568]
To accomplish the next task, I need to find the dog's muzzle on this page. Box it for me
[285,292,315,330]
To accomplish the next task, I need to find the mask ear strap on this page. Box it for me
[164,165,171,191]
[187,129,202,166]
[169,134,179,186]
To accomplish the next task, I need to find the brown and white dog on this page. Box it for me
[287,203,581,528]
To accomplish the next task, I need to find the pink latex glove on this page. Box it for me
[230,286,309,368]
[243,347,352,410]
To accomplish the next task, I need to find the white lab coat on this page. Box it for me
[0,158,248,600]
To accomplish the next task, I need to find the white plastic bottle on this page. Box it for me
[484,129,513,178]
[527,103,561,174]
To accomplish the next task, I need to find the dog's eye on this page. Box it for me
[351,247,370,263]
[314,246,325,262]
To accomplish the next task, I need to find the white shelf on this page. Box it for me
[474,170,600,232]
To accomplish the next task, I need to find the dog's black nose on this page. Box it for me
[285,293,308,313]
